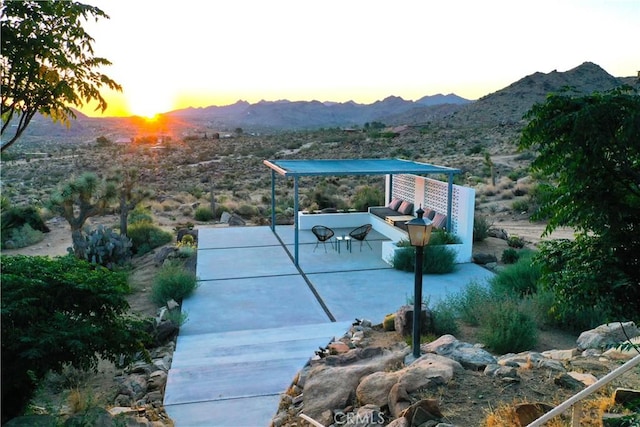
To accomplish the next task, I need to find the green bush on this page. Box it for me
[431,300,459,336]
[491,252,540,296]
[1,255,151,419]
[449,281,494,326]
[352,186,384,211]
[511,198,530,213]
[429,230,462,245]
[501,248,520,264]
[535,237,628,331]
[128,206,153,225]
[83,225,132,269]
[507,235,526,248]
[194,206,214,221]
[473,214,492,242]
[479,298,538,353]
[127,221,173,255]
[151,262,199,306]
[236,204,259,218]
[3,223,44,249]
[391,244,456,274]
[1,205,49,248]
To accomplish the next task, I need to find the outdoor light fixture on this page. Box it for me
[406,206,433,359]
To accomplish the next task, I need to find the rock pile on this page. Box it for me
[272,318,640,427]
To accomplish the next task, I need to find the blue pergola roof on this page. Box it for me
[263,158,461,177]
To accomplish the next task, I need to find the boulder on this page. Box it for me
[220,211,232,223]
[400,399,443,426]
[421,335,497,370]
[394,305,431,337]
[498,351,566,372]
[228,214,246,226]
[302,350,406,420]
[514,402,553,426]
[398,353,461,392]
[472,253,498,265]
[356,371,401,407]
[568,371,597,386]
[388,383,412,418]
[577,322,640,350]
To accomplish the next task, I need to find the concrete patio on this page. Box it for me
[163,225,494,426]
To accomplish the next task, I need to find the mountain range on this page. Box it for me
[14,62,639,142]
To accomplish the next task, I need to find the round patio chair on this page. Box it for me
[312,225,335,252]
[349,224,373,251]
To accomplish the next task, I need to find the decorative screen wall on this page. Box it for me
[391,174,415,204]
[390,174,475,244]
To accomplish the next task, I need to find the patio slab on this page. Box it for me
[165,226,494,427]
[180,275,331,335]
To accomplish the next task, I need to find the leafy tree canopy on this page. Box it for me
[0,0,121,151]
[520,86,640,240]
[520,87,640,327]
[1,255,151,421]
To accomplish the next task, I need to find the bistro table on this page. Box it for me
[335,235,352,253]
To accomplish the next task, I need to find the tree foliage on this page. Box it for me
[0,0,121,151]
[0,255,151,422]
[520,86,640,238]
[520,87,640,325]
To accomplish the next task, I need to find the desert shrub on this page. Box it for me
[511,198,530,213]
[127,222,173,255]
[479,298,538,353]
[429,230,461,245]
[507,235,525,248]
[391,244,456,274]
[535,237,633,331]
[527,288,557,329]
[351,186,383,211]
[1,205,50,248]
[83,225,132,269]
[431,300,459,336]
[501,248,520,264]
[194,206,214,221]
[473,215,492,242]
[236,204,259,218]
[449,281,493,326]
[423,245,457,274]
[151,261,198,306]
[2,223,44,249]
[1,255,151,419]
[490,252,541,296]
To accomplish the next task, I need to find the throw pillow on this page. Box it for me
[432,213,447,229]
[423,208,436,220]
[388,198,402,211]
[398,201,414,215]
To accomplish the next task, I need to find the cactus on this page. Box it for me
[83,225,133,269]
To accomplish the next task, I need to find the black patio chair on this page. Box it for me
[349,224,373,251]
[312,225,335,253]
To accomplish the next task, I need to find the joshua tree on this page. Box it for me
[49,172,116,258]
[112,168,152,236]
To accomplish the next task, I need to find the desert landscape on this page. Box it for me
[2,62,639,426]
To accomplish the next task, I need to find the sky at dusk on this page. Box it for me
[80,0,639,118]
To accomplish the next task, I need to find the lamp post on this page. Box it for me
[405,207,433,360]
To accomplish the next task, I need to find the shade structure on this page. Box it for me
[263,158,461,266]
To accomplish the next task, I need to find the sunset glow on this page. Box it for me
[79,0,640,118]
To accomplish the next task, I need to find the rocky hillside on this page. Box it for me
[10,61,638,144]
[394,61,638,128]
